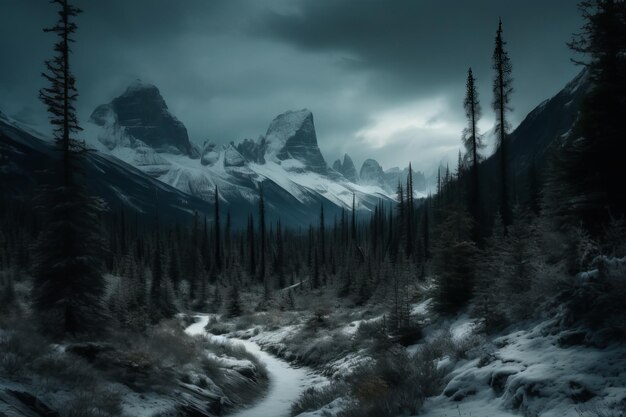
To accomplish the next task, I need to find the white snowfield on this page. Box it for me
[86,127,392,211]
[84,97,404,219]
[417,314,626,417]
[186,315,328,417]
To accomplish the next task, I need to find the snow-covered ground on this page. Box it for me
[224,296,626,417]
[417,314,626,417]
[187,315,328,417]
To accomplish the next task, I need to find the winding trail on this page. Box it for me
[186,315,327,417]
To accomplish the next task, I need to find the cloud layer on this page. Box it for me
[0,0,582,173]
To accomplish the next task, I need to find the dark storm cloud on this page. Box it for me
[0,0,583,172]
[254,0,582,110]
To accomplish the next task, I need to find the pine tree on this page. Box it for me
[225,210,231,265]
[473,214,507,330]
[406,164,414,258]
[275,220,285,288]
[528,161,542,216]
[423,199,430,260]
[432,208,478,313]
[247,215,256,277]
[351,193,357,241]
[437,166,442,196]
[258,185,266,284]
[211,285,222,313]
[225,285,242,317]
[33,0,107,335]
[492,19,514,231]
[168,244,180,290]
[150,238,176,321]
[319,204,326,264]
[312,248,320,289]
[214,186,222,271]
[549,0,626,232]
[463,67,484,242]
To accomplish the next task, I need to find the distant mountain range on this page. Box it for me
[0,71,588,227]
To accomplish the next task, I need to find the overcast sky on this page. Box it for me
[1,0,583,173]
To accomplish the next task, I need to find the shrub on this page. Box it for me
[202,338,265,374]
[421,330,455,360]
[339,349,443,417]
[354,319,393,353]
[304,308,335,331]
[453,332,486,360]
[284,328,352,367]
[0,352,21,376]
[394,323,423,347]
[0,325,49,377]
[144,320,201,366]
[565,257,626,340]
[290,383,348,416]
[63,387,122,417]
[34,352,100,389]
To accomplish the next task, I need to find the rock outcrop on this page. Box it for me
[359,158,385,188]
[263,109,328,174]
[333,154,359,183]
[90,80,197,157]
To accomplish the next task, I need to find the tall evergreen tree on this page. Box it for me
[423,199,430,260]
[319,204,326,264]
[463,67,484,241]
[33,0,107,335]
[312,248,320,289]
[214,186,222,271]
[258,185,266,284]
[225,285,242,317]
[406,164,414,258]
[492,19,514,231]
[432,208,478,313]
[528,161,542,216]
[275,220,285,288]
[247,215,256,277]
[549,0,626,232]
[351,193,357,241]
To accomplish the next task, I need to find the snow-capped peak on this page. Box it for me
[264,109,313,157]
[123,79,161,96]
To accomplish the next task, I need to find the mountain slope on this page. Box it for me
[475,69,590,214]
[484,70,589,177]
[90,80,198,157]
[87,84,394,226]
[0,113,386,228]
[0,114,212,224]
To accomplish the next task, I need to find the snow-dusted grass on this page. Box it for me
[290,334,450,417]
[0,314,271,416]
[291,383,349,416]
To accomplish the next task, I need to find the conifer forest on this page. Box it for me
[0,1,625,416]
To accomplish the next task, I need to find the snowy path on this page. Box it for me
[186,315,328,417]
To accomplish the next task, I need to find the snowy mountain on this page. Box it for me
[86,82,393,226]
[359,158,386,188]
[2,70,588,227]
[332,154,359,183]
[0,112,212,224]
[90,80,199,157]
[343,157,427,196]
